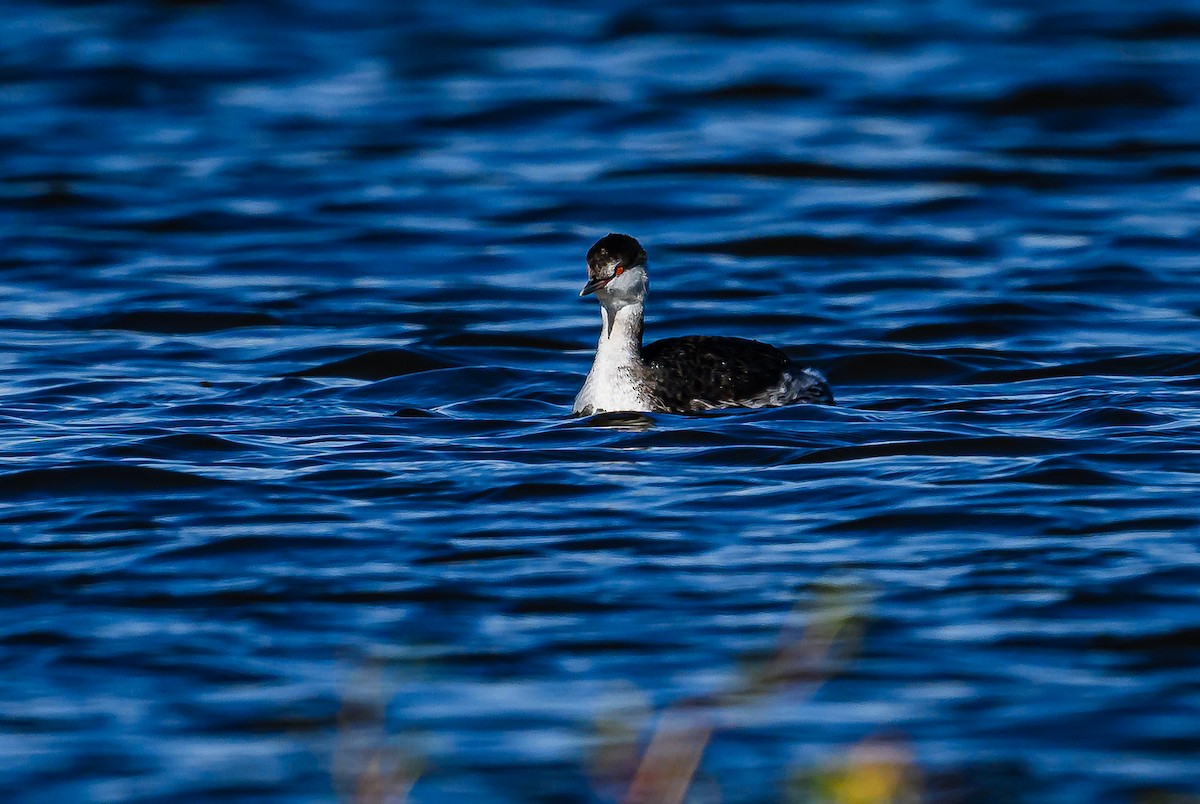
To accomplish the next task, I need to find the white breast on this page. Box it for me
[573,355,653,415]
[573,304,654,415]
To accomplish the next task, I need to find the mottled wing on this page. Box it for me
[641,335,794,411]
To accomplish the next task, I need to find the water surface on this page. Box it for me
[3,1,1200,801]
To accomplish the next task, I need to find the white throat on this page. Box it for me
[572,301,652,415]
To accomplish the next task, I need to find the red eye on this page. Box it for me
[614,265,624,276]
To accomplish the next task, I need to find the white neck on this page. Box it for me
[573,301,652,414]
[597,301,644,360]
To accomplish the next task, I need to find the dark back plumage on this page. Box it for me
[642,335,796,411]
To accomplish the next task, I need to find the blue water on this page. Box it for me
[4,1,1200,801]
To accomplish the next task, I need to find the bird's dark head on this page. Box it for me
[580,233,648,302]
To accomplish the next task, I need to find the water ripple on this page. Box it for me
[2,0,1200,801]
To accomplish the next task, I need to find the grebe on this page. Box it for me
[573,233,833,416]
